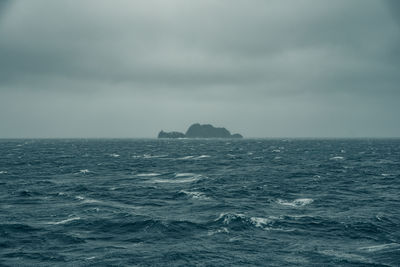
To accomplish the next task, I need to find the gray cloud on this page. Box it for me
[0,0,399,137]
[386,0,400,25]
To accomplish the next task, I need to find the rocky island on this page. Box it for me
[158,123,243,139]
[157,131,185,139]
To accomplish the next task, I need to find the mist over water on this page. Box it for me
[1,139,399,266]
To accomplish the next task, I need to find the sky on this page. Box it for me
[0,0,399,138]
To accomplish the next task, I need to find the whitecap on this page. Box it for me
[82,198,101,204]
[175,173,196,177]
[272,149,281,153]
[46,216,81,225]
[142,154,167,159]
[109,153,120,158]
[276,198,314,207]
[359,243,400,252]
[195,155,210,159]
[207,227,229,236]
[75,196,85,200]
[217,212,246,224]
[143,154,167,159]
[330,156,344,160]
[381,173,391,177]
[250,217,272,228]
[136,173,161,177]
[0,171,7,174]
[79,169,90,174]
[179,190,210,200]
[153,176,200,183]
[216,213,274,229]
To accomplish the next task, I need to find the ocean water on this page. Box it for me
[1,139,400,266]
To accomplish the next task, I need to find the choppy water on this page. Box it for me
[1,139,400,266]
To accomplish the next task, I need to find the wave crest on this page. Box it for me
[276,198,314,207]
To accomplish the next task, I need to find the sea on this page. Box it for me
[0,139,399,266]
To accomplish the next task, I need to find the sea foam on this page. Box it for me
[276,198,314,207]
[136,173,161,177]
[179,190,210,200]
[359,243,400,252]
[330,156,344,160]
[46,217,81,225]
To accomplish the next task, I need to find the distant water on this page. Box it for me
[1,139,400,266]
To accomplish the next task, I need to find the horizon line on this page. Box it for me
[1,137,400,140]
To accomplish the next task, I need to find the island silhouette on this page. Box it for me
[158,123,243,139]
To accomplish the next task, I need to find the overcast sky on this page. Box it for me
[0,0,399,138]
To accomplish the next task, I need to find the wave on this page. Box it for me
[81,198,101,204]
[136,173,161,177]
[153,177,201,184]
[132,154,168,159]
[143,154,168,159]
[214,212,274,230]
[179,190,210,200]
[146,173,203,184]
[276,198,314,207]
[0,223,38,233]
[46,217,81,225]
[76,195,103,205]
[82,218,205,236]
[178,156,195,160]
[207,227,229,236]
[75,196,139,211]
[359,243,400,252]
[177,155,210,160]
[195,155,210,159]
[330,156,345,160]
[319,250,369,263]
[175,173,196,177]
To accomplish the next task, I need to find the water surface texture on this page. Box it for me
[1,139,400,266]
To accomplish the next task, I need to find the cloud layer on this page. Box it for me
[0,0,399,137]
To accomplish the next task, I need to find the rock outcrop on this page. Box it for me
[158,131,185,139]
[158,123,243,139]
[185,123,231,138]
[230,133,244,139]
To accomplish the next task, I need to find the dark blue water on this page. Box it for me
[1,139,400,266]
